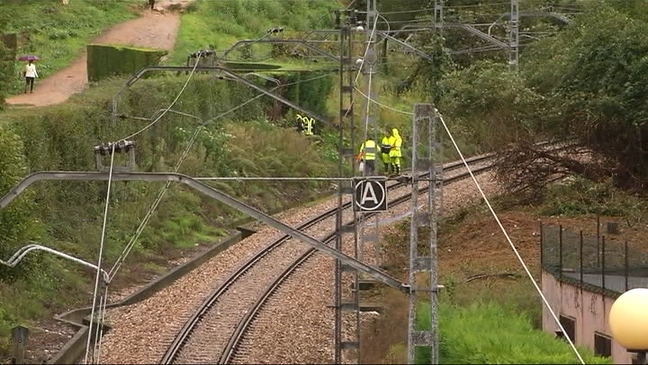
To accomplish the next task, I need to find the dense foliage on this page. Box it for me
[0,71,336,358]
[0,0,137,95]
[2,0,647,361]
[370,0,648,195]
[430,302,610,364]
[524,2,648,190]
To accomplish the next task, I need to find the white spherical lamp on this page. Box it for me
[355,58,364,65]
[609,288,648,351]
[355,25,365,32]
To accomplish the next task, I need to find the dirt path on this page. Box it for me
[6,1,188,108]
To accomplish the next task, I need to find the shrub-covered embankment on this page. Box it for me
[0,72,336,356]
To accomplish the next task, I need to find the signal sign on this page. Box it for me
[354,178,387,212]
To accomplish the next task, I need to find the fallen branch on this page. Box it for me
[466,272,522,283]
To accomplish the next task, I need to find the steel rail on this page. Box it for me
[216,164,494,364]
[159,140,566,364]
[217,140,572,363]
[160,156,494,365]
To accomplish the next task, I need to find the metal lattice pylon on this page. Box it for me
[358,0,381,271]
[509,0,520,71]
[407,104,442,364]
[334,10,361,364]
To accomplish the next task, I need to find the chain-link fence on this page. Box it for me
[541,220,648,296]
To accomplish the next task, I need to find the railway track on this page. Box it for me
[159,155,493,364]
[159,141,568,364]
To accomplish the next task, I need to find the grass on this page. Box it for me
[0,69,339,359]
[431,301,610,364]
[2,0,140,94]
[360,196,619,364]
[169,0,340,64]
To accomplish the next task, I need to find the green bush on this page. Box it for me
[540,177,648,217]
[0,72,339,357]
[0,125,39,282]
[170,0,338,64]
[284,72,334,117]
[87,44,167,82]
[413,301,611,364]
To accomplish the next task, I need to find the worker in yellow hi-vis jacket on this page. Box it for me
[357,136,377,175]
[388,128,402,175]
[296,114,315,136]
[380,129,392,174]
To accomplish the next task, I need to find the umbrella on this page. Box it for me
[18,55,40,61]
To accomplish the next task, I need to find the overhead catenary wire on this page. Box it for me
[342,13,380,120]
[84,144,116,365]
[354,14,379,86]
[354,87,414,116]
[107,73,332,282]
[435,110,586,365]
[117,53,203,142]
[93,284,110,363]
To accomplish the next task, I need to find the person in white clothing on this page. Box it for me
[23,60,38,94]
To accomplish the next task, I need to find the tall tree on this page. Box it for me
[508,1,648,193]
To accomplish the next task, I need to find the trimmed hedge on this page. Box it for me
[86,44,167,82]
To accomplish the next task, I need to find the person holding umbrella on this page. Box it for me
[20,55,39,94]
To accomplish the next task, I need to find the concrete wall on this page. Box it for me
[542,271,633,364]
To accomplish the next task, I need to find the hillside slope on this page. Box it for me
[5,1,189,107]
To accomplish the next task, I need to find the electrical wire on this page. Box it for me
[107,73,332,282]
[92,285,109,363]
[435,110,586,365]
[218,30,278,63]
[354,86,414,116]
[354,14,379,86]
[342,11,379,120]
[84,144,115,365]
[118,53,203,142]
[361,56,373,146]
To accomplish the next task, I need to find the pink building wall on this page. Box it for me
[541,271,633,364]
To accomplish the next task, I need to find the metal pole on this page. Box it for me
[579,231,583,288]
[559,225,563,280]
[509,0,519,71]
[407,104,440,364]
[334,18,347,364]
[597,215,601,267]
[601,236,606,290]
[334,10,362,363]
[624,241,629,292]
[434,0,444,30]
[539,222,544,268]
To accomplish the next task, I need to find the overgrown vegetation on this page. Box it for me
[349,0,648,198]
[540,177,648,218]
[505,1,648,195]
[2,0,647,363]
[431,301,609,364]
[0,74,337,358]
[170,0,339,64]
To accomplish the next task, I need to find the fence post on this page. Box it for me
[559,225,563,280]
[539,222,544,268]
[579,230,583,288]
[601,235,606,291]
[624,240,629,292]
[10,325,29,364]
[596,215,601,267]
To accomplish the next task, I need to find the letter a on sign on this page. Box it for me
[354,178,387,212]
